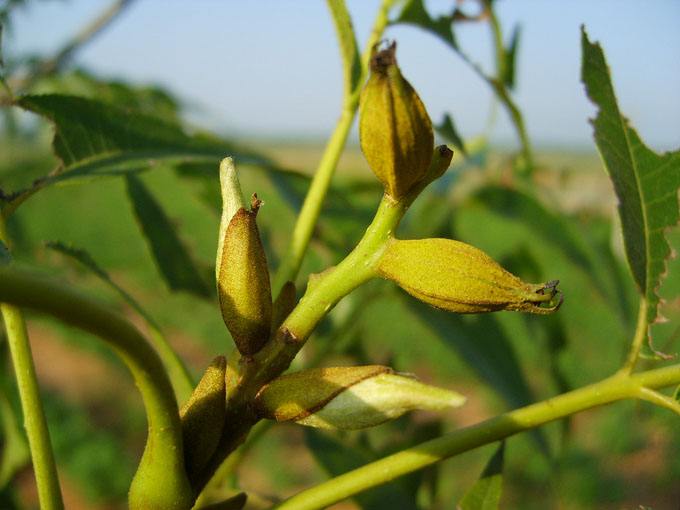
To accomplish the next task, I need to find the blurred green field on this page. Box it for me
[1,133,678,509]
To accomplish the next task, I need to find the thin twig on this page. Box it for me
[10,0,134,93]
[636,386,680,416]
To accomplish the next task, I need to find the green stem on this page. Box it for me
[0,266,192,509]
[281,195,405,342]
[1,304,64,510]
[272,0,395,295]
[635,386,680,416]
[485,3,534,172]
[487,2,507,84]
[273,365,680,510]
[492,82,534,172]
[618,298,648,375]
[0,218,64,510]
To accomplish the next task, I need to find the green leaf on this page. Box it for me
[125,174,211,298]
[581,28,680,330]
[0,388,29,487]
[0,241,10,265]
[435,113,467,156]
[15,94,266,187]
[326,0,361,96]
[407,300,537,411]
[0,23,4,68]
[469,185,626,318]
[503,25,520,89]
[458,442,505,510]
[34,69,181,122]
[195,493,247,510]
[394,0,458,51]
[45,240,194,402]
[304,429,419,510]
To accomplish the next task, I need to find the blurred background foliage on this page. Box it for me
[0,1,679,509]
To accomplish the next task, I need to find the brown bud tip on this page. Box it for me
[250,193,262,213]
[370,40,397,74]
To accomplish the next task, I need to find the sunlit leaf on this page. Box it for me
[458,442,505,510]
[394,0,458,51]
[125,174,211,297]
[581,28,680,332]
[14,94,266,188]
[34,69,182,122]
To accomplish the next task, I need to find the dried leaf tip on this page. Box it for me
[370,40,397,74]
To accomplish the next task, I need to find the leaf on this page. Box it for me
[34,69,181,122]
[458,442,505,510]
[503,25,521,89]
[0,241,10,265]
[0,388,29,487]
[0,23,4,68]
[468,185,625,317]
[581,28,680,330]
[125,174,211,297]
[196,493,247,510]
[304,429,419,510]
[402,298,551,456]
[326,0,361,96]
[14,94,267,188]
[45,240,195,401]
[407,299,535,411]
[435,113,467,156]
[394,0,458,51]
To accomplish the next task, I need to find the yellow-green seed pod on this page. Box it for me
[255,365,465,430]
[180,356,227,479]
[378,238,562,314]
[359,41,434,199]
[217,197,273,356]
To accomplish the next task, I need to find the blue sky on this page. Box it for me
[7,0,680,150]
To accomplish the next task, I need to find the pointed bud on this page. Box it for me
[378,239,562,314]
[255,365,465,430]
[180,357,227,479]
[217,196,273,356]
[359,41,435,199]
